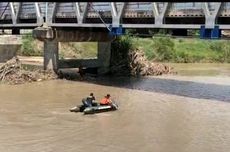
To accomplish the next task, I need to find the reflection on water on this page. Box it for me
[85,76,230,102]
[0,63,230,152]
[166,63,230,76]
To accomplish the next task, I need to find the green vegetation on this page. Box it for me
[19,34,43,56]
[19,33,230,63]
[131,36,230,63]
[59,42,97,59]
[19,34,97,59]
[110,35,133,75]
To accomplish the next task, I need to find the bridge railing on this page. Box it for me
[0,2,230,29]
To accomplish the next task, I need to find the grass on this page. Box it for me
[19,34,97,59]
[130,36,230,63]
[19,34,43,56]
[59,42,97,59]
[19,33,230,63]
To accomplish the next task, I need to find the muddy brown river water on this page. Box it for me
[0,63,230,152]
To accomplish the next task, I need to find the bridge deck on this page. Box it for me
[0,2,230,29]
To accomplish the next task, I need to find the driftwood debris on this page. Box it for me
[0,57,57,84]
[111,49,174,76]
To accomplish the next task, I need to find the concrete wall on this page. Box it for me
[97,42,111,74]
[0,44,21,62]
[33,27,114,42]
[0,35,22,62]
[44,40,59,72]
[58,59,99,69]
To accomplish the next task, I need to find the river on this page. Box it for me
[0,63,230,152]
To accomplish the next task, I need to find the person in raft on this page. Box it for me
[100,94,112,105]
[82,93,96,107]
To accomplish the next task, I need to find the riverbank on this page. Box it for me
[18,56,230,85]
[164,63,230,76]
[0,57,56,85]
[17,34,230,63]
[17,56,230,76]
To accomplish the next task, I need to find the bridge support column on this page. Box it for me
[44,40,59,72]
[200,25,221,39]
[97,42,111,75]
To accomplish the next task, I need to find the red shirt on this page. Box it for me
[100,97,110,105]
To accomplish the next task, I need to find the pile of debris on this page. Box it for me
[129,49,174,76]
[0,57,57,85]
[110,49,175,76]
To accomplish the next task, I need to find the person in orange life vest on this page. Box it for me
[100,94,112,105]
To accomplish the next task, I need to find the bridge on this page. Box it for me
[0,2,229,73]
[1,2,230,30]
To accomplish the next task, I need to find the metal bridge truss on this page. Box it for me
[1,2,230,30]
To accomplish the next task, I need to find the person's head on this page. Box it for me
[106,94,110,98]
[90,93,94,96]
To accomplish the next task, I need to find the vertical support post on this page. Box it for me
[45,2,48,23]
[97,42,111,75]
[202,2,222,29]
[16,2,22,23]
[200,25,221,39]
[75,2,88,24]
[47,2,56,25]
[111,2,117,17]
[154,2,170,26]
[44,40,59,72]
[35,2,43,25]
[111,2,125,27]
[9,2,16,25]
[211,26,221,39]
[75,2,81,23]
[153,2,159,17]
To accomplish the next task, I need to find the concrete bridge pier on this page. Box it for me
[33,27,114,75]
[97,42,111,75]
[44,40,59,72]
[43,40,112,75]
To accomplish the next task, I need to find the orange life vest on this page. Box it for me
[100,98,110,105]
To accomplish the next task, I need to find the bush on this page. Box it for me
[123,37,230,63]
[178,39,184,43]
[208,41,230,62]
[222,42,230,63]
[209,41,223,52]
[173,51,190,63]
[151,37,175,62]
[111,35,133,60]
[110,35,134,75]
[19,34,42,56]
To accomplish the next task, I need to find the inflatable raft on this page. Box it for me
[70,102,118,114]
